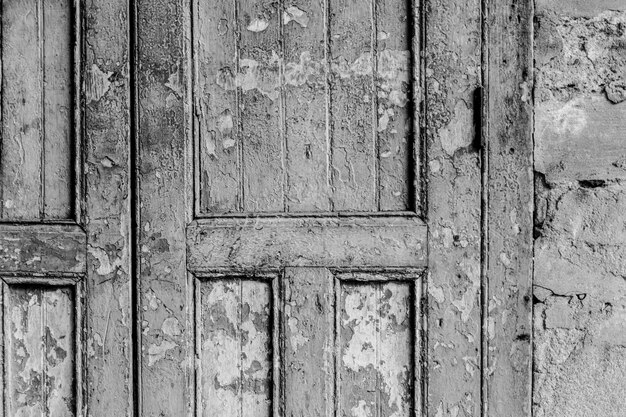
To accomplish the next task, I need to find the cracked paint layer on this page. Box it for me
[8,287,75,417]
[340,282,412,417]
[199,279,271,417]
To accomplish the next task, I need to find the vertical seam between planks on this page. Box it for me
[324,0,334,211]
[39,0,46,219]
[278,0,288,212]
[371,0,380,212]
[408,0,420,215]
[375,284,381,417]
[0,1,4,219]
[191,0,200,218]
[479,0,490,415]
[234,0,244,212]
[129,0,140,414]
[333,277,340,417]
[238,279,243,417]
[530,0,536,414]
[41,289,48,416]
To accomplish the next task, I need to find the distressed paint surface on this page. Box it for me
[199,279,272,417]
[484,0,534,415]
[83,0,133,414]
[339,281,413,417]
[424,0,483,414]
[283,268,335,417]
[137,0,191,414]
[187,217,427,270]
[5,286,75,417]
[197,0,417,214]
[0,0,75,220]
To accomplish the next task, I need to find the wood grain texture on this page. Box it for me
[535,95,626,181]
[239,0,284,212]
[339,281,413,417]
[283,0,331,212]
[424,0,483,414]
[376,0,413,211]
[1,0,75,220]
[484,0,533,414]
[0,225,85,274]
[43,0,74,219]
[198,279,272,417]
[4,285,76,417]
[187,217,427,270]
[1,0,44,219]
[83,0,133,414]
[136,0,191,414]
[196,0,240,213]
[328,0,375,211]
[283,268,335,417]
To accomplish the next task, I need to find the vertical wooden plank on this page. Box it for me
[196,0,240,214]
[328,0,375,212]
[136,0,191,414]
[83,0,133,414]
[43,288,75,417]
[425,0,483,414]
[376,0,412,212]
[339,284,378,415]
[339,282,413,417]
[283,267,335,417]
[200,281,242,417]
[240,280,272,416]
[283,0,330,212]
[199,280,272,417]
[43,0,74,219]
[1,0,43,219]
[484,0,533,415]
[238,0,284,212]
[7,287,45,416]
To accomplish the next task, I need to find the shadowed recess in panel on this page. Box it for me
[196,0,416,215]
[339,280,414,417]
[4,285,76,417]
[197,279,272,417]
[1,0,75,220]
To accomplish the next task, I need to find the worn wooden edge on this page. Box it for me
[0,224,86,274]
[187,217,427,270]
[483,0,534,415]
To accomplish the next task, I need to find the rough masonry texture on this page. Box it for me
[534,0,626,415]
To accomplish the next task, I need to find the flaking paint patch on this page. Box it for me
[88,245,122,276]
[283,6,309,27]
[86,64,113,103]
[147,340,177,366]
[342,284,411,417]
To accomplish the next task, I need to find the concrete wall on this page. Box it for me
[533,1,626,416]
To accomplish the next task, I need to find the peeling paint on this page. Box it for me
[147,340,177,366]
[283,6,309,27]
[86,64,113,103]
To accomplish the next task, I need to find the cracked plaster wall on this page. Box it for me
[533,1,626,415]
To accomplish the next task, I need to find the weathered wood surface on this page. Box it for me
[198,278,272,417]
[83,0,133,414]
[0,225,85,274]
[283,268,335,417]
[535,95,626,181]
[484,0,533,414]
[1,0,75,220]
[424,0,483,414]
[187,217,427,270]
[3,285,76,416]
[339,281,413,417]
[136,0,192,415]
[196,0,416,215]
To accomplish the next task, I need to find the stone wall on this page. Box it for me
[533,1,626,415]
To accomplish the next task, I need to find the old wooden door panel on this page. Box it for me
[194,0,417,215]
[0,0,133,416]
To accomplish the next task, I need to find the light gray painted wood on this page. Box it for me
[187,217,428,270]
[484,0,534,414]
[198,278,272,417]
[4,285,75,416]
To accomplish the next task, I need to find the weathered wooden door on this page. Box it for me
[0,0,532,415]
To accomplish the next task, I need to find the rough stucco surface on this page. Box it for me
[534,1,626,416]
